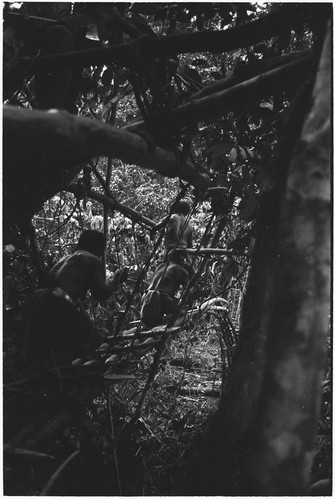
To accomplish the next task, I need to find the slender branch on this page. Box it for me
[108,5,144,39]
[192,49,312,101]
[3,444,55,463]
[5,12,58,25]
[103,158,113,268]
[67,183,156,229]
[186,248,248,257]
[40,450,81,496]
[107,389,122,495]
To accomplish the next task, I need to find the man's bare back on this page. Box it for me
[49,230,127,303]
[49,250,107,301]
[23,230,126,374]
[164,213,193,251]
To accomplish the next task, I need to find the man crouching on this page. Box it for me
[23,230,126,382]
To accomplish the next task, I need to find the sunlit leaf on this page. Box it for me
[5,244,15,253]
[245,147,255,159]
[228,147,238,163]
[260,100,274,111]
[238,146,247,160]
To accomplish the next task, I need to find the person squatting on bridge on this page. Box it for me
[23,230,127,379]
[141,201,194,328]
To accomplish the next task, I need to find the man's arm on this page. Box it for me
[91,262,127,301]
[150,215,170,238]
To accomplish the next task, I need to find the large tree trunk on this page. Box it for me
[183,23,330,497]
[239,23,330,496]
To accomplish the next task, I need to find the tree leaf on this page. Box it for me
[239,187,258,221]
[260,100,274,111]
[228,147,238,163]
[5,244,15,253]
[238,146,247,160]
[211,143,233,159]
[245,147,255,159]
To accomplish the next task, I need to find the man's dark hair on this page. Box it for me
[76,230,106,257]
[171,201,190,216]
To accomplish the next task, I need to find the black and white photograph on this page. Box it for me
[3,1,331,495]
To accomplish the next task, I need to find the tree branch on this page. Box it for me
[31,4,316,71]
[192,49,312,101]
[4,106,208,186]
[67,184,156,229]
[186,248,248,257]
[5,11,58,26]
[124,55,312,136]
[167,56,312,131]
[3,106,209,230]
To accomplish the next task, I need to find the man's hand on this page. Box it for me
[150,216,170,240]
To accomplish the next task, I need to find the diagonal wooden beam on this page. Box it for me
[67,184,156,229]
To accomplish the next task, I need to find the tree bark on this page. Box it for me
[183,22,330,498]
[240,23,331,495]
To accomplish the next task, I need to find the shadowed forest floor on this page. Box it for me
[4,312,331,495]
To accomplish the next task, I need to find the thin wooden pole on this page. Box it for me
[185,248,248,257]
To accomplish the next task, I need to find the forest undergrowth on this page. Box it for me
[5,305,330,495]
[4,310,225,495]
